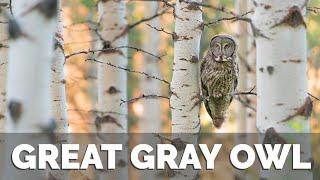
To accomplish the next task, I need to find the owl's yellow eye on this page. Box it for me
[214,43,220,49]
[224,44,230,49]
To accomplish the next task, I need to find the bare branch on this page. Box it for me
[308,93,320,101]
[232,86,257,96]
[112,8,170,42]
[86,58,170,85]
[65,46,163,60]
[120,94,169,106]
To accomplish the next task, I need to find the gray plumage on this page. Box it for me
[200,35,238,128]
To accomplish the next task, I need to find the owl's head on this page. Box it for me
[209,35,236,62]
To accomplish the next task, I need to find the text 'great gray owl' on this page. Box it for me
[200,35,239,128]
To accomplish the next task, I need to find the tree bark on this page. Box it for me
[0,0,9,132]
[97,0,128,133]
[6,0,57,133]
[246,3,257,134]
[96,1,128,179]
[51,0,67,133]
[235,0,248,133]
[139,1,162,133]
[170,0,202,134]
[170,0,203,179]
[253,0,312,179]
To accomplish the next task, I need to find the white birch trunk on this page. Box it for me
[253,0,312,179]
[170,0,203,179]
[97,1,128,180]
[6,0,57,132]
[0,0,9,132]
[246,1,257,134]
[139,2,161,133]
[170,0,202,134]
[235,0,248,133]
[51,0,67,133]
[97,0,128,133]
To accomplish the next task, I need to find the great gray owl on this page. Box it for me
[200,35,238,128]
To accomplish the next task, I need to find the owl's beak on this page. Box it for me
[214,56,223,62]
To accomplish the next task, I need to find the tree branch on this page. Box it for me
[120,94,169,106]
[86,58,170,85]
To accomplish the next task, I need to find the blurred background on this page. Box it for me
[63,0,320,134]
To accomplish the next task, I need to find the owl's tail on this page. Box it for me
[212,116,225,128]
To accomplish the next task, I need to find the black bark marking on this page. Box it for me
[185,3,201,11]
[54,37,64,53]
[263,4,272,10]
[171,138,186,152]
[263,127,287,145]
[106,86,121,94]
[22,0,58,19]
[40,119,57,133]
[172,32,193,42]
[279,97,313,123]
[282,59,302,63]
[60,79,66,84]
[179,56,198,63]
[95,115,123,131]
[8,100,23,123]
[272,6,306,28]
[7,18,25,40]
[181,84,190,87]
[266,66,274,75]
[117,159,127,167]
[259,67,264,72]
[0,114,4,119]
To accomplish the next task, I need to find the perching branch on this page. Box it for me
[234,96,256,112]
[232,86,257,96]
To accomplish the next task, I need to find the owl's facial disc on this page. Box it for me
[221,38,235,59]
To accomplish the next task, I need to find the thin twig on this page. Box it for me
[86,58,170,85]
[120,94,169,106]
[65,46,162,60]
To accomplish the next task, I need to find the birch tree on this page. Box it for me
[139,1,161,133]
[170,0,203,179]
[96,0,128,133]
[6,0,57,133]
[170,0,202,134]
[235,0,248,133]
[96,1,128,179]
[51,0,67,133]
[246,2,257,134]
[0,0,8,131]
[253,0,312,179]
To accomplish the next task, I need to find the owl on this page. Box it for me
[200,35,238,128]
